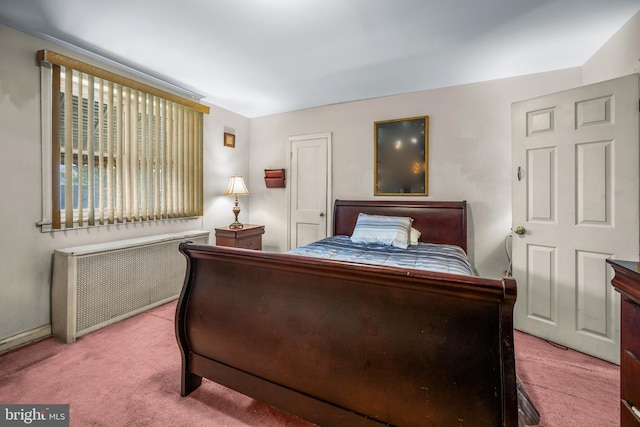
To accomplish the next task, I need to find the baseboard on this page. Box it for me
[0,325,52,355]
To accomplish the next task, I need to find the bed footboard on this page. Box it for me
[175,243,518,427]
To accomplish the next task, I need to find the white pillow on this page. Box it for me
[410,227,421,246]
[350,213,413,249]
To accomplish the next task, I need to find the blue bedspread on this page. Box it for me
[288,235,474,276]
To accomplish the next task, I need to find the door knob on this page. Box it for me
[513,226,526,235]
[319,212,325,217]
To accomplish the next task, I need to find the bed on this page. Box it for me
[175,200,524,426]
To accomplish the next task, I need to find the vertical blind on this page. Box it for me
[38,50,209,230]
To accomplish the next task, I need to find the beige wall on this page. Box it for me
[248,70,582,277]
[0,24,249,345]
[583,11,640,85]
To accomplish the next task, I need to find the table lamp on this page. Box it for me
[224,175,250,229]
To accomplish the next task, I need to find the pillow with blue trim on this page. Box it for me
[350,213,413,249]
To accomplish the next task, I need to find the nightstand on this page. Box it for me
[215,224,265,250]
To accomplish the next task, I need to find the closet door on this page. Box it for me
[288,133,332,250]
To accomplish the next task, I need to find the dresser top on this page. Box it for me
[608,259,640,304]
[608,259,640,275]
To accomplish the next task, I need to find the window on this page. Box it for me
[37,49,209,230]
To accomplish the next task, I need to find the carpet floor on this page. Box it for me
[514,329,619,426]
[0,301,619,426]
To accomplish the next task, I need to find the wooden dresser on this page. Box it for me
[608,259,640,426]
[215,224,264,250]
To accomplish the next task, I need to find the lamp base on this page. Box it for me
[228,221,244,229]
[228,200,244,229]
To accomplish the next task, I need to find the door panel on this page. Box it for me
[527,147,555,222]
[576,141,610,225]
[576,250,614,338]
[512,74,639,363]
[526,244,556,323]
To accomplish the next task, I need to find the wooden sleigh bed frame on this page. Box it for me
[175,200,519,426]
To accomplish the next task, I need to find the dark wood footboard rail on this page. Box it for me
[176,243,518,426]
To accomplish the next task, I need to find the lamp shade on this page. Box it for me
[224,176,250,195]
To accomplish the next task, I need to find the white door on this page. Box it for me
[512,74,639,364]
[288,133,331,250]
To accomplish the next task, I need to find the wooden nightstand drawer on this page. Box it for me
[236,235,261,250]
[215,225,265,250]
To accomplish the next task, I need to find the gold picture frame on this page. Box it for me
[224,132,236,148]
[374,116,429,195]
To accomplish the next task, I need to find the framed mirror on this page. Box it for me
[374,116,429,195]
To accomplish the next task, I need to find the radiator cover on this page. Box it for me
[51,230,209,343]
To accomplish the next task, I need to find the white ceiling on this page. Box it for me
[1,0,639,117]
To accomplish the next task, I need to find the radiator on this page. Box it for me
[51,230,209,343]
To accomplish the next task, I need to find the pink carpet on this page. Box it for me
[514,331,619,426]
[0,301,620,426]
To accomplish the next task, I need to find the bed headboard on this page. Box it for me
[333,200,468,253]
